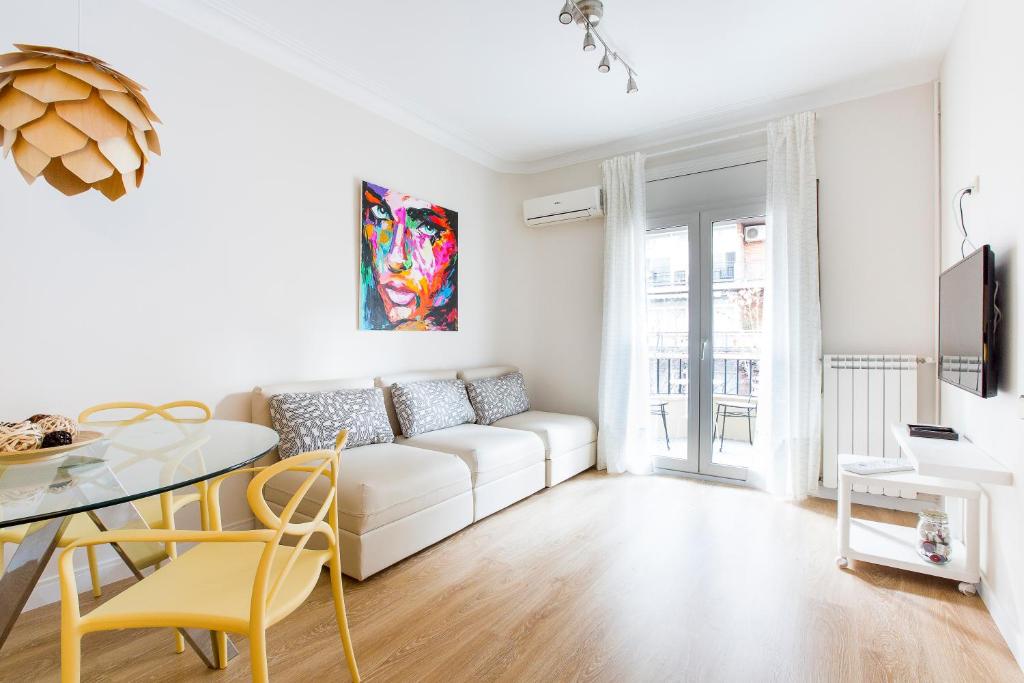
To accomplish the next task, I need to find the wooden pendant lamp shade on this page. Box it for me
[0,44,160,201]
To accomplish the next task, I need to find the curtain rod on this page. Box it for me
[647,159,766,184]
[645,128,767,160]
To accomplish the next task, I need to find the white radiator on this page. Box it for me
[822,354,922,497]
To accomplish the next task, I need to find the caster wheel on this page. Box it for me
[958,582,977,596]
[836,556,849,569]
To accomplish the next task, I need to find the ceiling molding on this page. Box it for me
[140,0,941,176]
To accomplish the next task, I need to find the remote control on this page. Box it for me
[841,458,916,476]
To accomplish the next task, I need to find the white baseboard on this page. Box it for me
[21,516,255,612]
[980,577,1024,673]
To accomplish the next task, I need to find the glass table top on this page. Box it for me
[0,419,279,529]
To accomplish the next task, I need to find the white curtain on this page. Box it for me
[597,152,652,475]
[755,112,822,500]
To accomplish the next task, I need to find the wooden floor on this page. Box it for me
[1,471,1020,682]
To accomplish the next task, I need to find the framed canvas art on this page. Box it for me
[359,181,459,331]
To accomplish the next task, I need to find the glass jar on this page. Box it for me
[917,510,952,565]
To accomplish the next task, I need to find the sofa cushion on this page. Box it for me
[268,388,393,457]
[457,365,518,382]
[263,442,472,536]
[399,423,544,487]
[391,379,476,437]
[253,376,374,428]
[465,372,530,425]
[491,410,597,457]
[377,370,458,435]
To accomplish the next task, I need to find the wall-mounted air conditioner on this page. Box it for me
[743,224,766,243]
[523,186,604,227]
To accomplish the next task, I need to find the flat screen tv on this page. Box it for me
[939,244,996,397]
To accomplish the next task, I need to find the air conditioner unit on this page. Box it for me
[743,224,766,243]
[523,186,604,227]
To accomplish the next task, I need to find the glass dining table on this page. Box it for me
[0,418,279,668]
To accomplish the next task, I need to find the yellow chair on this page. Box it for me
[0,401,212,601]
[58,431,361,683]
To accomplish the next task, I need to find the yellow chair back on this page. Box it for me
[78,400,212,425]
[245,430,347,618]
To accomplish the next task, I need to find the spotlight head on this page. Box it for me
[598,50,611,73]
[583,29,597,52]
[626,73,638,94]
[558,1,574,24]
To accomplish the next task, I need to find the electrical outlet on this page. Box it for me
[970,175,980,195]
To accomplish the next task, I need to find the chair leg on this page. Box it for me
[158,495,186,654]
[712,405,719,445]
[660,409,670,450]
[86,546,102,598]
[60,628,81,683]
[718,408,726,453]
[330,557,361,682]
[248,629,269,683]
[215,631,228,669]
[747,408,754,445]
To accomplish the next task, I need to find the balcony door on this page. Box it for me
[646,204,766,480]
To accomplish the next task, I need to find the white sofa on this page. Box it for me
[459,366,597,487]
[252,376,474,580]
[251,366,597,580]
[378,369,546,522]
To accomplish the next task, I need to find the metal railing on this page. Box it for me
[650,356,759,397]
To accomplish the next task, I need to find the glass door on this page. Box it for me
[647,205,766,480]
[696,206,766,480]
[646,217,698,474]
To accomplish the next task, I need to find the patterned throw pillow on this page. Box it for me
[391,379,476,438]
[268,388,393,458]
[465,372,530,425]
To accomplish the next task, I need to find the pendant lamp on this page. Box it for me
[0,44,160,201]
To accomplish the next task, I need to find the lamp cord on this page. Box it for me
[955,187,975,258]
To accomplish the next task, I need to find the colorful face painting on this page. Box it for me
[360,181,458,331]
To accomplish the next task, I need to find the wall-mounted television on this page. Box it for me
[939,244,996,397]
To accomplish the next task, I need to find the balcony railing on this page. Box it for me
[650,356,759,397]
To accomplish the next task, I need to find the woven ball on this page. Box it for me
[0,43,161,201]
[41,430,73,448]
[31,414,78,436]
[0,421,43,452]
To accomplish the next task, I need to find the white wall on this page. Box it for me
[514,83,938,423]
[939,0,1024,667]
[0,0,523,604]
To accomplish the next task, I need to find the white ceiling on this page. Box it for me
[146,0,965,173]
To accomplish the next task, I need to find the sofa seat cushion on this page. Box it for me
[263,443,471,536]
[491,411,597,457]
[399,424,544,487]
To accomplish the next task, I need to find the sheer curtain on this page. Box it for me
[755,112,822,500]
[597,152,652,475]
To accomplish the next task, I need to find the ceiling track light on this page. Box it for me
[582,29,596,52]
[558,1,575,24]
[556,1,639,95]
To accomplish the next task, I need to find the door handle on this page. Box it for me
[701,339,709,361]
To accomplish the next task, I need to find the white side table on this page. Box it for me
[836,452,981,595]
